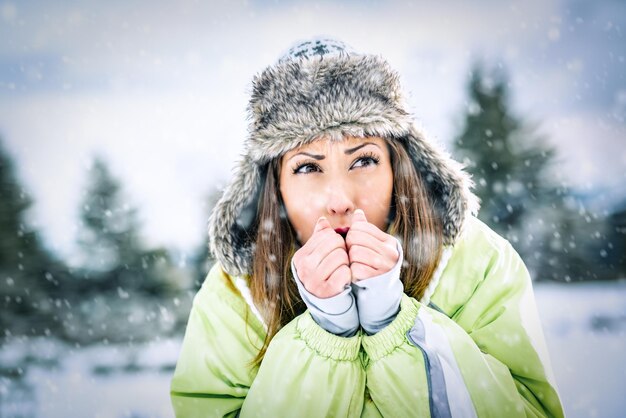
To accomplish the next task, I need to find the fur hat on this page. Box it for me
[209,38,479,277]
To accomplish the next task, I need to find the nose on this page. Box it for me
[325,179,355,216]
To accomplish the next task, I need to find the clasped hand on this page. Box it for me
[292,209,400,299]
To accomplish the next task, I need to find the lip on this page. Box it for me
[334,227,350,237]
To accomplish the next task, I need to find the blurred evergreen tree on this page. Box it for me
[453,63,555,233]
[75,156,174,296]
[605,201,626,277]
[536,194,607,281]
[452,63,600,281]
[68,155,187,344]
[77,157,141,273]
[0,138,71,340]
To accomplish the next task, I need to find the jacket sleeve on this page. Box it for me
[360,240,564,418]
[170,264,365,418]
[170,264,265,417]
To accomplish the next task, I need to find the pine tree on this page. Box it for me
[75,156,172,295]
[454,64,555,236]
[0,139,39,272]
[605,202,626,277]
[452,63,597,281]
[67,155,183,344]
[77,157,141,277]
[0,138,69,339]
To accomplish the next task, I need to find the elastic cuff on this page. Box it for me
[301,281,355,315]
[361,294,420,361]
[296,311,362,361]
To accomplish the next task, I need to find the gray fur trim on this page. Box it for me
[208,48,479,276]
[208,159,260,277]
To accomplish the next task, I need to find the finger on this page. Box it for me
[348,219,392,243]
[309,231,346,265]
[324,264,352,296]
[298,217,332,255]
[345,230,398,260]
[314,216,331,233]
[297,232,346,280]
[299,223,340,258]
[345,229,380,251]
[352,208,368,224]
[306,263,351,299]
[350,262,378,282]
[349,244,394,272]
[317,247,350,283]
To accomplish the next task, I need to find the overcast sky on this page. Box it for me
[0,0,624,263]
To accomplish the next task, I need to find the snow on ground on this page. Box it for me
[534,281,626,418]
[0,338,180,418]
[1,281,625,418]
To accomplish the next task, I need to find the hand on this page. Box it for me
[346,209,399,282]
[292,217,352,299]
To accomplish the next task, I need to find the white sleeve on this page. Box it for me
[291,260,360,337]
[351,238,404,335]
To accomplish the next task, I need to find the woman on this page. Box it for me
[170,38,564,417]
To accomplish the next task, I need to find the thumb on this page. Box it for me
[353,208,367,224]
[314,216,331,233]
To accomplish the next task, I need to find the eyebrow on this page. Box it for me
[287,142,380,161]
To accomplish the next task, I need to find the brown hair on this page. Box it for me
[249,137,443,366]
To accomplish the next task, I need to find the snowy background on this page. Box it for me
[1,0,625,417]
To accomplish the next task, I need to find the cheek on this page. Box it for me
[280,187,320,242]
[359,175,392,203]
[288,207,318,244]
[357,173,393,226]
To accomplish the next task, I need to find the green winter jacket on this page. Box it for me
[170,217,564,417]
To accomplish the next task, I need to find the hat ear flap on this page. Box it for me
[209,159,265,276]
[403,125,479,245]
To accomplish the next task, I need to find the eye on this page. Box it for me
[292,161,321,174]
[351,152,380,169]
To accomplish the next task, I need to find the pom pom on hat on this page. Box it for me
[278,37,357,63]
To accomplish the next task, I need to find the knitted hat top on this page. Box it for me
[209,38,478,276]
[278,38,355,62]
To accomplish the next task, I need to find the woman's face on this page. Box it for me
[279,135,394,244]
